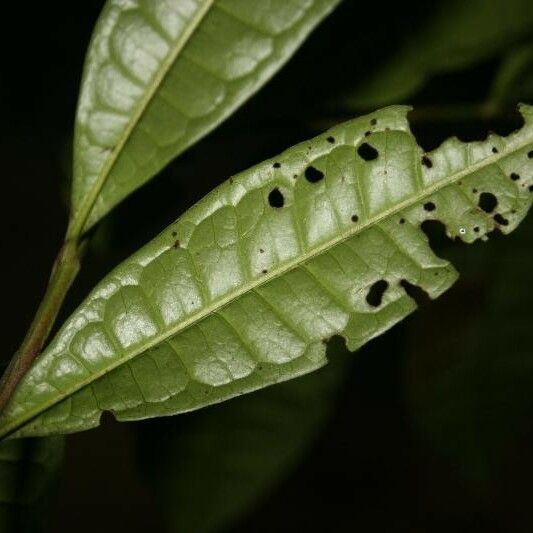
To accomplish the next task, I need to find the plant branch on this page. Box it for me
[0,238,83,414]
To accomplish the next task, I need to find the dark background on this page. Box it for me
[1,1,532,532]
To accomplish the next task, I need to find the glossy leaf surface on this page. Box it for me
[69,0,340,236]
[2,105,532,439]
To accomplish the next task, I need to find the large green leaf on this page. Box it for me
[344,0,533,110]
[138,344,348,533]
[1,104,532,439]
[68,0,340,237]
[0,437,64,532]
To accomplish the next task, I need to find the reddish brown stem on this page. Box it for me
[0,239,82,414]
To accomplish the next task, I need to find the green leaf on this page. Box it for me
[406,214,533,493]
[344,0,533,109]
[0,437,64,532]
[68,0,340,237]
[490,43,533,106]
[1,104,532,439]
[138,343,348,533]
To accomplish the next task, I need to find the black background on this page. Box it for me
[1,1,533,532]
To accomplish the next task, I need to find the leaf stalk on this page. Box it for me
[0,238,83,414]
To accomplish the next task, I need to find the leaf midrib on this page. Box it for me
[3,132,531,439]
[68,0,216,238]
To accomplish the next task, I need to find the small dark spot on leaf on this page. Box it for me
[474,226,480,233]
[529,185,533,192]
[399,218,406,224]
[259,248,264,253]
[364,131,371,137]
[510,172,520,181]
[493,213,509,226]
[171,231,177,237]
[528,150,533,159]
[472,188,478,194]
[327,136,335,144]
[492,147,498,154]
[262,269,268,274]
[370,118,377,126]
[172,239,180,249]
[366,279,389,307]
[423,202,436,212]
[273,162,281,169]
[305,166,324,183]
[357,142,379,161]
[268,188,284,208]
[293,174,298,179]
[421,155,433,168]
[478,192,498,213]
[351,214,359,223]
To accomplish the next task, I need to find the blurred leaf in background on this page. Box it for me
[490,43,533,107]
[403,213,533,526]
[344,0,533,111]
[0,438,64,532]
[137,343,351,533]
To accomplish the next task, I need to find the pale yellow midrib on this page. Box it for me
[68,0,216,239]
[3,131,532,439]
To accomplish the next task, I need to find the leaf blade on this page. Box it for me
[69,0,341,236]
[2,104,533,439]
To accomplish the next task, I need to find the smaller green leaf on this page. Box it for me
[139,343,349,533]
[69,0,341,236]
